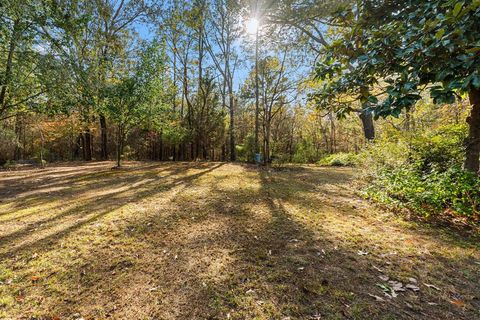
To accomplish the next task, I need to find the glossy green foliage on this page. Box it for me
[315,0,480,118]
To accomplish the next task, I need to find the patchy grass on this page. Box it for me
[0,162,479,319]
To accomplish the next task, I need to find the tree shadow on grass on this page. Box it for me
[0,164,478,319]
[0,162,224,259]
[34,166,477,319]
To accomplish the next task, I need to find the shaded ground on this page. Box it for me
[0,162,479,319]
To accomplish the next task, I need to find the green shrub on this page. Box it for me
[236,134,255,163]
[361,124,477,218]
[408,124,466,173]
[292,139,322,163]
[363,165,480,217]
[318,152,359,167]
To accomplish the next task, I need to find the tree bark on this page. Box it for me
[229,94,236,161]
[159,130,164,161]
[13,114,22,160]
[116,126,124,167]
[254,29,260,157]
[99,115,108,160]
[465,87,480,173]
[264,122,271,166]
[84,128,92,161]
[0,19,20,116]
[359,111,375,141]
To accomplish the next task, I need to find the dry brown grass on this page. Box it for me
[0,162,479,319]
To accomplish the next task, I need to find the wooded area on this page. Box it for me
[1,0,479,319]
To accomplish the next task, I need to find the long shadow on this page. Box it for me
[0,162,224,259]
[1,164,478,319]
[0,162,221,217]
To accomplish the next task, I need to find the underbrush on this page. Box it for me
[360,124,480,219]
[363,165,480,218]
[318,152,359,167]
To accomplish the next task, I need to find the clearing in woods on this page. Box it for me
[0,162,479,319]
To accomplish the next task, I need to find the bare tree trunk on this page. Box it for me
[359,111,375,141]
[159,130,163,161]
[100,115,108,160]
[0,19,20,116]
[14,114,22,160]
[116,126,124,167]
[84,128,92,161]
[254,29,260,157]
[229,94,236,161]
[465,87,480,173]
[264,121,271,166]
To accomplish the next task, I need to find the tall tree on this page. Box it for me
[242,53,295,164]
[267,0,376,140]
[204,0,241,161]
[105,41,171,167]
[95,0,146,160]
[316,0,480,172]
[0,0,51,122]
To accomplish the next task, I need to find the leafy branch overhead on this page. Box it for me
[315,0,480,118]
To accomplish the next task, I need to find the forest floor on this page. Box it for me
[0,162,479,320]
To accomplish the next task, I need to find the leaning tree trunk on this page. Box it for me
[465,87,480,173]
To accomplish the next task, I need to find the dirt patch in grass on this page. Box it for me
[0,162,479,319]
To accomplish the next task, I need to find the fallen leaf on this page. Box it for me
[372,265,384,273]
[424,283,440,291]
[450,299,466,307]
[379,275,389,281]
[405,284,420,292]
[368,293,385,302]
[388,281,405,292]
[408,277,417,284]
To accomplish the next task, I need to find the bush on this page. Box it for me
[318,152,359,167]
[364,165,480,217]
[361,124,479,218]
[236,134,255,163]
[292,139,322,163]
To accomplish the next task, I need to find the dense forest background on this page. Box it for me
[1,0,479,218]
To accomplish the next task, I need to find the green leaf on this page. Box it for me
[452,2,463,17]
[435,28,445,40]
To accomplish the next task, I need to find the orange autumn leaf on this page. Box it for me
[450,299,466,307]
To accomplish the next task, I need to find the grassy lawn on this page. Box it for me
[0,162,479,319]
